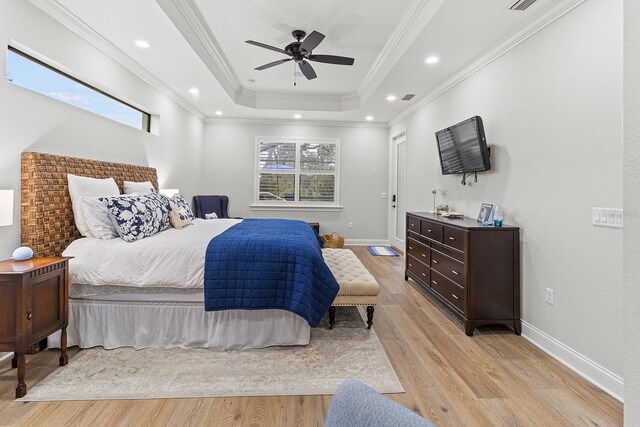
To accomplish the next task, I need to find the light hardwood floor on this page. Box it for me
[0,246,623,426]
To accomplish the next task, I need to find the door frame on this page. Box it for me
[389,130,407,251]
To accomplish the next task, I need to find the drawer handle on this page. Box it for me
[421,273,426,277]
[27,310,33,321]
[432,280,438,285]
[410,223,416,227]
[409,246,413,250]
[452,270,460,276]
[433,260,439,264]
[449,236,455,241]
[427,229,433,233]
[408,263,413,267]
[451,294,460,300]
[421,254,427,258]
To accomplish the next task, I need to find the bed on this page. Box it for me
[21,152,331,350]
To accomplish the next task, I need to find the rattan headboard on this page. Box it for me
[21,152,159,257]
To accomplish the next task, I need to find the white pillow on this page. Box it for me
[205,212,218,220]
[67,174,120,237]
[123,181,155,195]
[79,194,139,240]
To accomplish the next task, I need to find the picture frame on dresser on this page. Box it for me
[477,203,493,224]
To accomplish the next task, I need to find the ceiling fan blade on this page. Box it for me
[245,40,289,55]
[299,30,325,53]
[299,60,317,80]
[255,58,292,70]
[308,54,355,66]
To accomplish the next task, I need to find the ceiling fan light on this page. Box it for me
[425,56,440,64]
[386,95,397,102]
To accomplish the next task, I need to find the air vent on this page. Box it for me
[510,0,538,10]
[401,94,415,101]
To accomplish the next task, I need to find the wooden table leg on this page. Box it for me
[59,327,68,366]
[15,353,26,398]
[328,306,336,330]
[11,352,18,369]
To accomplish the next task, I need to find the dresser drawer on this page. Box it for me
[407,238,430,264]
[407,255,430,284]
[443,226,465,251]
[431,250,465,286]
[408,217,421,234]
[431,240,464,262]
[430,270,465,313]
[420,221,443,242]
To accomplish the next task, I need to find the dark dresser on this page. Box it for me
[405,212,520,336]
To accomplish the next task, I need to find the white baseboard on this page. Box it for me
[521,321,623,402]
[344,239,390,246]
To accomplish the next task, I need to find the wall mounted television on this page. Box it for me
[435,116,491,175]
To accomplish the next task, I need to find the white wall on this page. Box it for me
[391,0,623,385]
[203,122,389,241]
[0,0,205,259]
[624,0,640,421]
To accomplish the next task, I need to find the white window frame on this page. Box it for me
[251,136,342,211]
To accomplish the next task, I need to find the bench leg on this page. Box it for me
[366,306,374,329]
[329,306,336,330]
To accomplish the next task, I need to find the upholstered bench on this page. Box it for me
[322,248,380,329]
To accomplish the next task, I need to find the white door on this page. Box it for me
[391,133,407,249]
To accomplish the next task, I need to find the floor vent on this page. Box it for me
[401,94,415,101]
[509,0,538,10]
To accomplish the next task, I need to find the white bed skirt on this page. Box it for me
[48,299,311,350]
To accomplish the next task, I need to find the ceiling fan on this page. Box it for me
[245,30,355,81]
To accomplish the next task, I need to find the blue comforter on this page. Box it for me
[203,219,339,327]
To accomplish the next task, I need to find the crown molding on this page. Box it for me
[357,0,445,104]
[205,117,388,128]
[388,0,588,127]
[155,0,240,99]
[28,0,206,121]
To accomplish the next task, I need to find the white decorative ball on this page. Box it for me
[13,246,33,261]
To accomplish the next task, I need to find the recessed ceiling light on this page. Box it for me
[134,40,150,49]
[189,87,199,95]
[386,95,397,102]
[294,114,302,119]
[215,110,223,116]
[425,56,440,64]
[365,116,374,121]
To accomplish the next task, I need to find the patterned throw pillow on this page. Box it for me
[169,194,195,220]
[101,192,172,242]
[169,203,193,230]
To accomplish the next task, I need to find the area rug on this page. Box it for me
[19,307,403,401]
[368,246,400,256]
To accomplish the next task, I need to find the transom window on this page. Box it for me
[255,137,340,206]
[6,46,151,132]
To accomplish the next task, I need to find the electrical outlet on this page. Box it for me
[348,222,353,229]
[380,192,387,199]
[545,288,554,305]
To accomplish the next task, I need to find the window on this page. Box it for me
[6,46,150,131]
[255,137,340,208]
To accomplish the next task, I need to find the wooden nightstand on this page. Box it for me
[0,257,70,398]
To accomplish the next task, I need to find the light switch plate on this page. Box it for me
[592,208,623,228]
